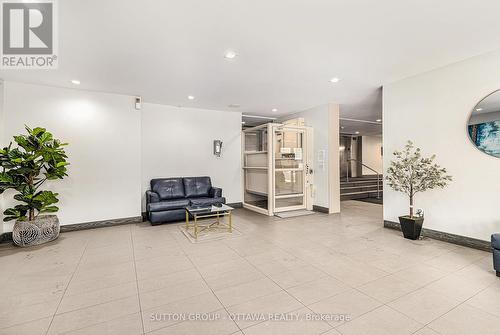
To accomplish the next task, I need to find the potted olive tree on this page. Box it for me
[386,141,452,240]
[0,126,69,247]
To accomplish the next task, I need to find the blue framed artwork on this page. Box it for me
[468,121,500,157]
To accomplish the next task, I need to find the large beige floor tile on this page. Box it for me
[60,313,143,335]
[336,305,422,335]
[428,303,500,335]
[308,289,382,327]
[0,317,52,335]
[142,292,222,333]
[388,287,462,324]
[412,327,441,335]
[0,299,59,329]
[137,268,201,293]
[227,291,303,329]
[0,288,64,310]
[203,266,265,291]
[188,249,243,268]
[195,258,254,278]
[251,258,310,276]
[286,276,351,305]
[393,263,448,286]
[467,281,500,317]
[147,309,239,335]
[358,274,421,303]
[268,265,328,289]
[57,282,138,314]
[139,278,210,310]
[425,273,492,302]
[47,296,140,334]
[135,255,194,280]
[71,261,136,283]
[424,249,486,272]
[241,308,332,335]
[320,257,389,287]
[214,278,282,307]
[65,267,136,296]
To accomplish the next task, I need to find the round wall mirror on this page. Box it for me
[468,90,500,158]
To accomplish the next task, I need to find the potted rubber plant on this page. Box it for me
[386,141,452,240]
[0,126,69,247]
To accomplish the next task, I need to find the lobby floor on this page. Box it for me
[0,201,498,335]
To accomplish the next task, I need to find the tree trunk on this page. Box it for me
[28,174,35,221]
[409,195,414,218]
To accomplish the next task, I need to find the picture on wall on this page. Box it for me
[468,121,500,157]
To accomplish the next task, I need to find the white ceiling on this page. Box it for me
[2,0,500,124]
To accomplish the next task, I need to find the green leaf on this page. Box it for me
[32,127,46,136]
[40,205,59,213]
[0,126,68,217]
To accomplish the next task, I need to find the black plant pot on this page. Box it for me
[398,216,424,240]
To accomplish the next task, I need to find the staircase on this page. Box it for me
[340,175,383,201]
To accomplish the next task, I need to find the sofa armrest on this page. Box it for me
[492,234,500,250]
[146,190,160,206]
[210,187,223,198]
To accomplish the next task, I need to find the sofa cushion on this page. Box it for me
[492,234,500,250]
[183,177,212,198]
[189,197,226,207]
[151,178,185,200]
[150,208,186,224]
[147,199,190,212]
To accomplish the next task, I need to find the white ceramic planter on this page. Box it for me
[12,215,60,247]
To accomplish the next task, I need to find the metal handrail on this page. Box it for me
[346,159,381,199]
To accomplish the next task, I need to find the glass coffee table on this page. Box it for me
[185,204,233,239]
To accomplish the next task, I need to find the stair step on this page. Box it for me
[340,190,383,201]
[341,182,381,187]
[341,179,381,184]
[341,186,379,194]
[343,177,380,181]
[341,190,382,196]
[341,185,379,190]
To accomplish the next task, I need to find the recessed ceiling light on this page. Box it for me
[329,77,340,83]
[224,50,237,59]
[187,95,195,100]
[71,80,80,85]
[476,108,483,111]
[376,119,382,122]
[355,131,360,134]
[241,121,246,124]
[271,108,278,112]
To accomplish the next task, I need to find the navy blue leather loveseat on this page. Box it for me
[146,177,225,224]
[492,234,500,277]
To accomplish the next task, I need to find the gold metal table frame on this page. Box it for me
[185,207,233,240]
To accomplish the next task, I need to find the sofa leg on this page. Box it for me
[497,271,500,277]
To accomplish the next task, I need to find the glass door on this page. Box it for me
[243,126,270,215]
[273,127,306,212]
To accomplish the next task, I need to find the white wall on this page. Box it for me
[361,135,383,175]
[0,82,244,233]
[282,104,340,212]
[383,50,500,241]
[1,82,142,231]
[141,104,242,209]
